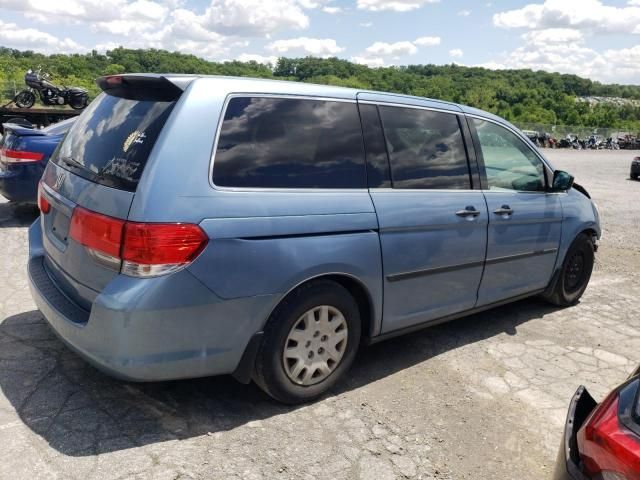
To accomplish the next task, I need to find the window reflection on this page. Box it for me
[379,106,470,190]
[473,120,545,192]
[214,97,366,189]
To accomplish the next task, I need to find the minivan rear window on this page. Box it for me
[52,92,175,192]
[212,97,366,189]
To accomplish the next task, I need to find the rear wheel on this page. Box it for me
[632,173,639,180]
[14,91,35,109]
[543,233,595,307]
[69,97,87,110]
[254,279,361,404]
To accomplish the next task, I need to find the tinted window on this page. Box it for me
[379,106,470,190]
[358,104,391,188]
[53,92,175,192]
[472,119,546,192]
[213,97,366,189]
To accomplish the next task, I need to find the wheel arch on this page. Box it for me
[233,272,376,390]
[266,272,377,341]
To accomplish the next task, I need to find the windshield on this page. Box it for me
[52,92,175,192]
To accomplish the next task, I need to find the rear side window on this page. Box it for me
[53,92,175,192]
[213,97,366,189]
[379,106,470,190]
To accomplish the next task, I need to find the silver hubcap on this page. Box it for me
[282,305,348,386]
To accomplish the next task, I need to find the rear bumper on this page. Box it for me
[27,220,276,381]
[552,386,597,480]
[0,163,42,202]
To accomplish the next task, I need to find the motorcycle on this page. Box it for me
[14,68,88,110]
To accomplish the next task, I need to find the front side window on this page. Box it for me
[379,106,470,190]
[213,97,366,189]
[472,119,546,192]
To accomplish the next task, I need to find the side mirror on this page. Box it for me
[552,170,574,192]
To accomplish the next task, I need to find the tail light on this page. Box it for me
[578,379,640,480]
[37,181,50,214]
[0,147,44,163]
[69,206,207,277]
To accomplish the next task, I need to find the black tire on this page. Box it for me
[14,91,35,109]
[543,233,594,307]
[632,173,639,180]
[254,279,361,404]
[69,97,87,110]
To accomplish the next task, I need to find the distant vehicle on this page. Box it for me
[14,68,88,110]
[0,118,75,203]
[553,365,640,480]
[631,157,640,180]
[30,75,600,404]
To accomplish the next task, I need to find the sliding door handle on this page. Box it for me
[456,206,481,218]
[493,205,514,216]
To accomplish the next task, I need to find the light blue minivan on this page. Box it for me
[29,75,601,403]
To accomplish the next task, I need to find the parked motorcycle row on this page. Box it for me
[524,130,640,150]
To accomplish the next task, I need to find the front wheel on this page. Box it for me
[253,279,361,404]
[14,90,36,108]
[543,233,595,307]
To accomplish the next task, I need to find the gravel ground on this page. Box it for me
[0,149,638,480]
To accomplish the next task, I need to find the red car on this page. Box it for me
[554,365,640,479]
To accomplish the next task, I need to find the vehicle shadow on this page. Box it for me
[0,201,39,228]
[0,299,556,457]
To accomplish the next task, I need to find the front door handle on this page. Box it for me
[456,206,481,218]
[493,205,514,216]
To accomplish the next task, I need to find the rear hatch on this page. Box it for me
[39,75,184,310]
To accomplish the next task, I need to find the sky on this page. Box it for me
[1,0,640,84]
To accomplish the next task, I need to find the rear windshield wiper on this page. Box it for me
[59,156,84,170]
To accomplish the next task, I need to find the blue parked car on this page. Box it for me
[29,75,601,403]
[0,118,75,203]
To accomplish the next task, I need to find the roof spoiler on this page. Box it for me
[96,74,192,102]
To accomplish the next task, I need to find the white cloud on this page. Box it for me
[360,22,373,27]
[414,36,441,46]
[266,37,344,56]
[457,9,471,16]
[351,55,385,67]
[521,28,584,45]
[482,27,640,83]
[489,2,640,82]
[493,0,640,35]
[322,6,342,13]
[0,0,312,38]
[365,41,417,57]
[0,20,86,53]
[202,0,309,36]
[0,0,158,24]
[354,35,440,66]
[237,53,278,64]
[357,0,439,12]
[449,48,463,58]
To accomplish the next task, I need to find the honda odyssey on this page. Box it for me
[29,74,601,403]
